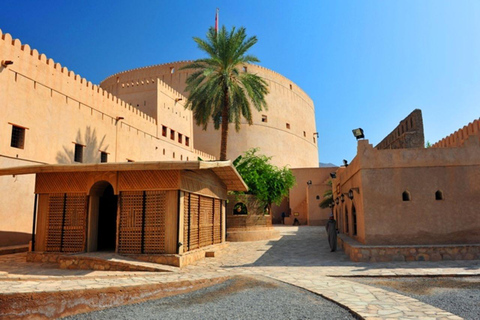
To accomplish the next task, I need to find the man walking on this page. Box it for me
[325,213,337,252]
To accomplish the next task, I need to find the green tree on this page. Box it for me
[182,26,269,160]
[233,148,296,212]
[319,180,333,209]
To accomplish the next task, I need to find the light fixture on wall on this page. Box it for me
[340,194,345,203]
[352,128,365,140]
[307,180,312,186]
[329,172,336,179]
[1,60,13,67]
[348,187,360,200]
[343,159,348,167]
[335,197,339,205]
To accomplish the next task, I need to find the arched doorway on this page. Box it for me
[87,181,118,252]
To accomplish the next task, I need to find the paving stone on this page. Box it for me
[0,226,478,319]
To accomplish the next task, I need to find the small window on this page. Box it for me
[127,159,134,162]
[170,129,175,140]
[163,148,165,155]
[185,136,190,146]
[435,190,444,200]
[173,152,175,159]
[262,115,268,123]
[170,67,175,74]
[313,137,316,143]
[303,131,306,137]
[316,195,320,200]
[180,155,183,160]
[233,202,248,215]
[100,152,108,163]
[186,157,189,161]
[162,125,167,137]
[289,84,292,90]
[286,123,290,129]
[402,191,411,201]
[243,66,247,72]
[74,144,84,163]
[178,133,183,144]
[10,125,26,149]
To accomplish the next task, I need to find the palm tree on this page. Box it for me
[319,180,334,209]
[181,26,269,161]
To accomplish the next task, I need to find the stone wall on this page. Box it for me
[226,194,279,241]
[339,235,480,262]
[375,109,424,150]
[333,137,480,246]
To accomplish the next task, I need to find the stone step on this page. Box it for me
[61,252,178,272]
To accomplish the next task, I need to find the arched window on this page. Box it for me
[233,203,248,215]
[402,191,411,201]
[345,207,349,234]
[435,190,444,200]
[352,204,357,236]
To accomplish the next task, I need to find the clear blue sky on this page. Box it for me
[2,1,479,165]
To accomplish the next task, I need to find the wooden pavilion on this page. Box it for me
[0,161,247,266]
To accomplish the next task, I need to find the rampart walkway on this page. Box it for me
[1,226,478,319]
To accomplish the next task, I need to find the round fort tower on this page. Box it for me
[100,61,319,168]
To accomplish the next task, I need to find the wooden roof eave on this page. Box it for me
[0,160,249,192]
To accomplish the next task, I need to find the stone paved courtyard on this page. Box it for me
[1,226,479,319]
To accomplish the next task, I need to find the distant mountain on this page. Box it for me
[319,162,337,168]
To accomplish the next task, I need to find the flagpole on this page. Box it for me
[215,8,219,34]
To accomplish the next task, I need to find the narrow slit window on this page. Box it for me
[127,159,135,162]
[170,129,175,140]
[402,191,411,201]
[10,125,26,149]
[162,125,167,137]
[435,190,444,200]
[100,152,108,163]
[303,131,306,137]
[185,136,190,147]
[74,144,84,163]
[286,123,290,129]
[178,133,183,144]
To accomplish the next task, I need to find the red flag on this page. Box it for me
[215,8,219,34]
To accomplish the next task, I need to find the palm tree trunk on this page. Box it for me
[220,92,229,161]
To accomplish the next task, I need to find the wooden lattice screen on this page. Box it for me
[118,190,166,254]
[184,193,222,253]
[45,193,87,253]
[213,199,222,244]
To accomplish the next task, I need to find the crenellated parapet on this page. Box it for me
[375,109,425,150]
[0,29,157,129]
[100,60,314,106]
[432,118,480,148]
